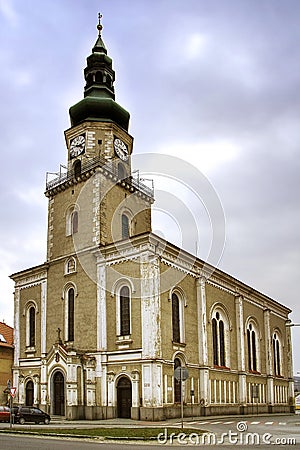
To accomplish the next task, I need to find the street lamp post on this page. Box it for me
[285,321,300,412]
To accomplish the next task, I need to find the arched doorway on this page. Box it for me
[25,380,34,406]
[117,376,132,418]
[52,371,65,416]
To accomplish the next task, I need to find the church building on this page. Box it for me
[10,16,294,420]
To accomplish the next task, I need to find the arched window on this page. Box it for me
[71,211,78,234]
[247,322,258,372]
[29,306,35,348]
[272,332,281,376]
[67,288,75,341]
[122,214,130,239]
[174,358,182,403]
[171,289,186,344]
[65,257,76,274]
[95,71,103,83]
[118,163,126,180]
[211,308,229,367]
[106,75,112,88]
[66,205,79,236]
[73,160,81,178]
[120,286,130,336]
[172,293,180,343]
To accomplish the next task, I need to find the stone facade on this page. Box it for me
[10,20,294,420]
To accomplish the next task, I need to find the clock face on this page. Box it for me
[70,134,86,159]
[114,138,128,161]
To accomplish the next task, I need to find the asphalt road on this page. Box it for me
[0,413,299,448]
[0,434,300,449]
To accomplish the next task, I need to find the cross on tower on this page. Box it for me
[97,13,103,35]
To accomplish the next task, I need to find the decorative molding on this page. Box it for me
[14,271,47,289]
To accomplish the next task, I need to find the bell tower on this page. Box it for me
[65,13,132,174]
[45,14,153,262]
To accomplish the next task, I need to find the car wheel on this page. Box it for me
[19,417,25,425]
[44,418,50,425]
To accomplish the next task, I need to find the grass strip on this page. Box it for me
[0,427,202,440]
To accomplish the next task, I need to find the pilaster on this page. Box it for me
[264,309,272,376]
[140,253,161,358]
[196,277,208,366]
[235,295,245,371]
[41,280,47,355]
[96,257,107,351]
[14,288,20,365]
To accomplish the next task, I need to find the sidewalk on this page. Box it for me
[48,411,297,428]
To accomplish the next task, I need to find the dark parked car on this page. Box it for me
[12,406,50,425]
[0,406,10,422]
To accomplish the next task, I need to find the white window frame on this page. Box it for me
[65,204,79,236]
[211,305,231,368]
[169,287,186,344]
[246,318,261,373]
[62,282,77,342]
[23,300,39,349]
[116,283,132,337]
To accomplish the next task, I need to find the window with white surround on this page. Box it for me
[116,283,132,337]
[121,214,130,239]
[66,205,79,236]
[272,331,282,376]
[67,288,75,341]
[211,306,230,368]
[120,208,134,240]
[24,301,38,349]
[62,283,77,342]
[65,256,76,275]
[171,288,186,344]
[246,319,260,373]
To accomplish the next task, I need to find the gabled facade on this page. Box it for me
[10,17,294,420]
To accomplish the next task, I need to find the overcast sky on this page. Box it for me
[1,0,300,373]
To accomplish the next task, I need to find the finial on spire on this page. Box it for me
[97,12,103,36]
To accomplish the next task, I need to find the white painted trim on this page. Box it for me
[115,283,132,337]
[97,261,107,350]
[41,280,47,355]
[141,253,161,358]
[14,288,20,365]
[196,278,208,365]
[235,296,245,371]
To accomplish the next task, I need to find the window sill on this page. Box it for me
[172,341,186,351]
[64,271,77,276]
[213,365,230,370]
[25,347,36,357]
[249,370,261,375]
[116,335,132,349]
[116,335,132,344]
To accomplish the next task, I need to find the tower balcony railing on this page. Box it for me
[45,156,154,199]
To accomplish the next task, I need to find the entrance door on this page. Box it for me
[117,376,132,418]
[25,380,34,406]
[53,371,65,416]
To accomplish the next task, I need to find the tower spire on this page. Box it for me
[68,14,130,131]
[92,12,107,54]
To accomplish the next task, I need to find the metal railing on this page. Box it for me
[45,156,154,198]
